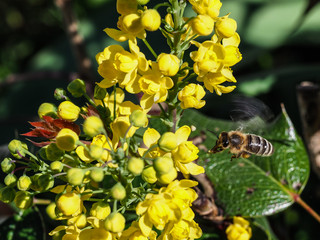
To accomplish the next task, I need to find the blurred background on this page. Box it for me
[1,0,320,239]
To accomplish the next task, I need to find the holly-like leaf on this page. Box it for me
[181,106,310,217]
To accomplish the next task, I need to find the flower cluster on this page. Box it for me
[0,0,249,240]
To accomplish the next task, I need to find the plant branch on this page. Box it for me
[292,192,320,223]
[55,0,94,95]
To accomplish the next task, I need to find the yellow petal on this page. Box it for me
[97,79,117,89]
[104,28,130,42]
[143,128,161,148]
[184,162,205,175]
[139,214,153,237]
[175,126,191,145]
[140,93,154,112]
[48,225,67,236]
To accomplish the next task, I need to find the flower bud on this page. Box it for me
[128,157,144,176]
[215,15,237,39]
[142,166,157,184]
[157,167,178,185]
[192,14,214,36]
[122,13,144,34]
[1,158,15,173]
[137,0,150,4]
[158,132,178,152]
[157,53,180,76]
[117,0,137,15]
[8,139,28,159]
[14,191,33,209]
[54,88,67,101]
[50,161,63,172]
[46,143,65,161]
[46,202,57,220]
[38,102,57,119]
[38,174,54,192]
[141,9,161,31]
[57,101,80,122]
[94,85,107,100]
[4,174,17,186]
[56,128,79,151]
[56,192,81,216]
[110,182,126,200]
[17,175,32,191]
[89,144,104,160]
[83,116,104,137]
[90,167,104,183]
[129,110,148,128]
[104,212,126,233]
[153,156,174,174]
[67,168,85,186]
[30,173,42,191]
[0,187,16,203]
[67,78,86,98]
[90,201,111,220]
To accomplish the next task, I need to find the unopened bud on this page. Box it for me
[157,53,180,76]
[56,192,81,216]
[56,128,79,151]
[142,166,157,184]
[122,13,144,34]
[141,9,161,31]
[128,157,144,176]
[129,110,148,128]
[54,88,68,101]
[38,102,57,119]
[137,0,150,5]
[8,140,28,159]
[46,143,65,161]
[17,175,32,191]
[104,212,126,233]
[4,174,17,186]
[67,168,85,186]
[50,161,63,172]
[110,182,126,200]
[38,174,54,192]
[57,101,80,122]
[158,132,178,152]
[14,191,33,209]
[90,167,104,183]
[94,85,107,100]
[153,156,174,174]
[1,158,15,173]
[83,116,104,137]
[215,15,237,39]
[90,201,111,220]
[192,14,214,36]
[0,187,16,203]
[157,168,178,185]
[89,144,104,160]
[67,79,86,98]
[46,202,57,220]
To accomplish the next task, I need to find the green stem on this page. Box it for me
[84,93,97,107]
[142,39,158,59]
[157,103,168,118]
[154,2,170,10]
[113,85,117,121]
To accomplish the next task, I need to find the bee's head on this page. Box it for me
[209,131,229,153]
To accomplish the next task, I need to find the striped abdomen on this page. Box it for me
[246,134,274,156]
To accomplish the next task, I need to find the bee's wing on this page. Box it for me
[230,96,274,133]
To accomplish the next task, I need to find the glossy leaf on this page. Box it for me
[181,106,309,217]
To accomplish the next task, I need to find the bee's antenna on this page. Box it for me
[207,129,219,139]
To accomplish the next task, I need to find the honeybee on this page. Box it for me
[209,131,274,159]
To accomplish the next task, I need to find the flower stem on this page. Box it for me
[292,193,320,223]
[142,39,158,59]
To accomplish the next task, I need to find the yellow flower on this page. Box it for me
[189,0,222,19]
[139,62,174,111]
[215,14,237,39]
[96,42,148,94]
[90,202,111,220]
[136,193,182,236]
[159,219,202,240]
[49,225,80,240]
[141,9,161,32]
[178,83,206,109]
[119,221,157,240]
[157,53,180,77]
[94,88,125,118]
[226,217,252,240]
[142,166,157,184]
[57,101,80,122]
[191,14,214,36]
[67,214,87,229]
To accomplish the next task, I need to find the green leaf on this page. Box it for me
[253,217,279,240]
[181,107,309,217]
